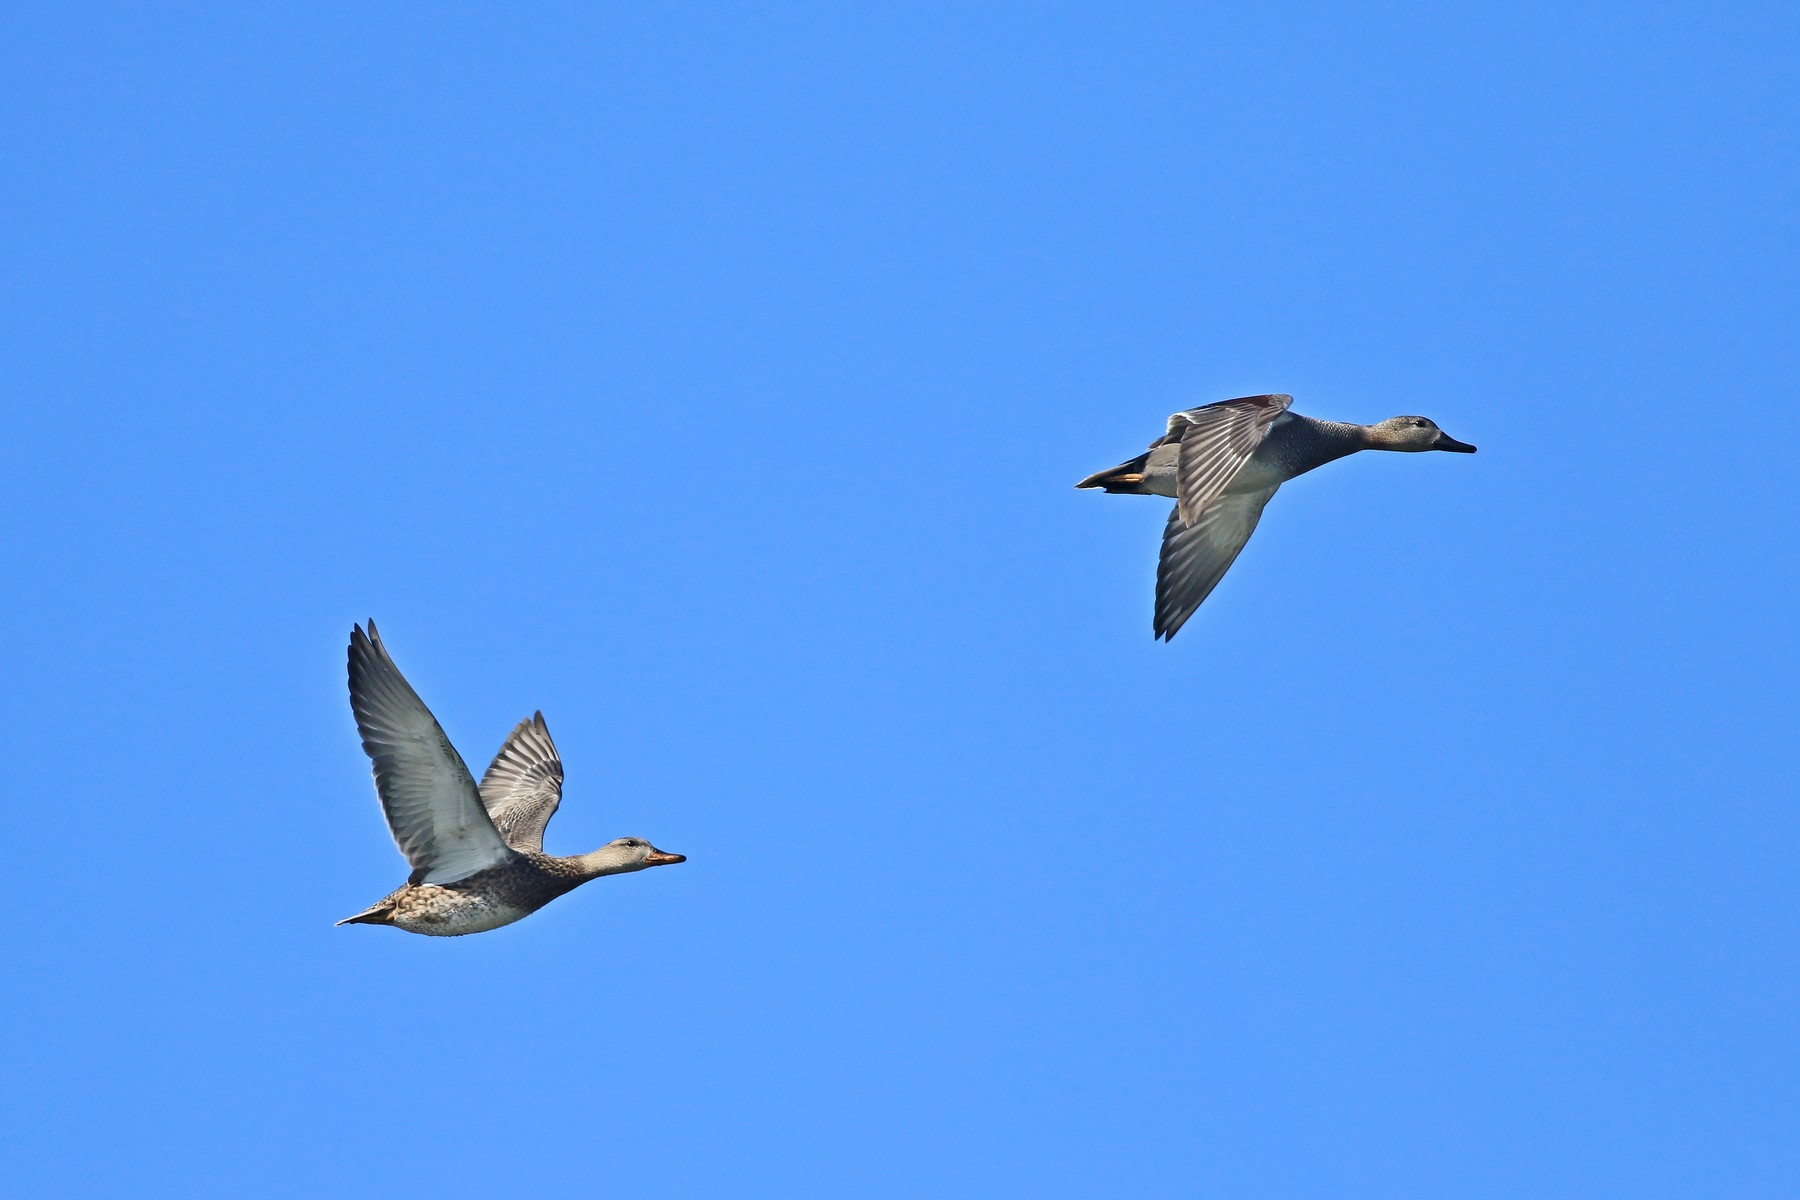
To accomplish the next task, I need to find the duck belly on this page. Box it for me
[391,886,534,937]
[1226,457,1291,494]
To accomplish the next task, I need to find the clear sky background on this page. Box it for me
[2,3,1796,1197]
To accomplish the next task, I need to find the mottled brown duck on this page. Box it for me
[337,621,684,936]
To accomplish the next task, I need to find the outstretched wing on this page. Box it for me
[1153,486,1279,640]
[1167,394,1291,527]
[478,712,565,854]
[347,622,515,884]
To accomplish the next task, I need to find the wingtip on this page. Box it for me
[349,620,390,660]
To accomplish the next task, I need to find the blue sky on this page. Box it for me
[2,3,1796,1196]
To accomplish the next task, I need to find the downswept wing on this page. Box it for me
[1168,394,1291,527]
[478,712,565,854]
[347,622,515,884]
[1153,486,1279,640]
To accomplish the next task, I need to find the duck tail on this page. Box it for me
[1075,454,1153,493]
[336,900,396,927]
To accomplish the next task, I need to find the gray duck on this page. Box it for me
[1077,394,1476,640]
[337,622,684,936]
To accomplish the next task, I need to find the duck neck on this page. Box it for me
[1314,417,1374,451]
[573,846,640,879]
[1274,415,1369,476]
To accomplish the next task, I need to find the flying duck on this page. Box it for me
[1076,394,1476,639]
[338,621,684,935]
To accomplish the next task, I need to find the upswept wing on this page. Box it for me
[1153,487,1279,640]
[478,712,565,854]
[347,622,515,884]
[1167,394,1291,527]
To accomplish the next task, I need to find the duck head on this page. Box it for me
[582,837,687,875]
[1368,416,1477,453]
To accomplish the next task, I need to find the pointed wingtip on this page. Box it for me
[349,621,391,668]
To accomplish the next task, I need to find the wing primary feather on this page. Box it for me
[346,623,515,884]
[478,708,566,854]
[1153,487,1279,640]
